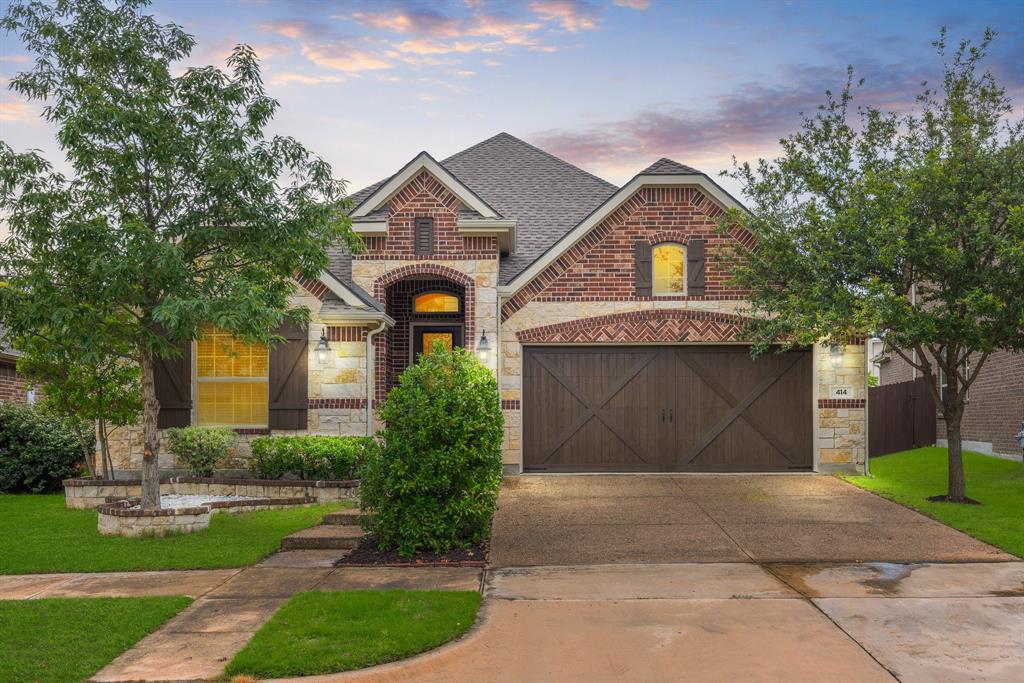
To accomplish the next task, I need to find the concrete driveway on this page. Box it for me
[489,474,1012,566]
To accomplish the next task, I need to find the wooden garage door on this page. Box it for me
[523,346,812,472]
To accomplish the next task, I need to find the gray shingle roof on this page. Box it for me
[639,158,702,175]
[442,133,618,284]
[330,133,700,292]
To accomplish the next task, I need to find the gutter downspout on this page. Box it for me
[365,320,387,437]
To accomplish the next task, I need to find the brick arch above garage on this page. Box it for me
[515,309,749,344]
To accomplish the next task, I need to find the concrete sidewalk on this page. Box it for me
[281,562,1024,683]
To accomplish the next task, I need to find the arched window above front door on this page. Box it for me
[652,243,686,295]
[413,292,461,313]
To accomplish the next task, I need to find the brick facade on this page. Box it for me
[355,170,498,260]
[502,186,753,321]
[880,348,1024,457]
[0,360,29,404]
[498,182,866,473]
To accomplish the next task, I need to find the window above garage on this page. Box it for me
[652,243,686,295]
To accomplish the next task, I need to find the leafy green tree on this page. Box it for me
[0,0,358,508]
[722,29,1024,503]
[16,334,141,479]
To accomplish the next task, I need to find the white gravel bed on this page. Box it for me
[132,494,260,509]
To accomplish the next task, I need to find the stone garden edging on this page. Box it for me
[64,476,359,509]
[97,499,212,537]
[95,494,321,537]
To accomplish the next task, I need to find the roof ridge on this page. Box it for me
[442,132,618,192]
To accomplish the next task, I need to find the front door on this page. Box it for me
[412,325,463,361]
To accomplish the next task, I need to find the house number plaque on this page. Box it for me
[829,385,854,399]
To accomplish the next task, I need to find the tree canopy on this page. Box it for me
[723,29,1024,502]
[0,0,359,507]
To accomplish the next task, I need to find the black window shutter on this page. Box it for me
[154,330,192,429]
[687,239,706,296]
[415,217,434,254]
[634,241,652,296]
[269,321,308,430]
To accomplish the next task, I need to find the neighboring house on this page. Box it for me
[0,323,31,404]
[109,133,868,474]
[879,349,1024,458]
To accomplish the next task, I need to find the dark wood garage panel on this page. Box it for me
[523,346,812,472]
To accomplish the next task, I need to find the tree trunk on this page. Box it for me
[139,349,162,510]
[945,411,968,502]
[72,422,95,478]
[98,419,112,479]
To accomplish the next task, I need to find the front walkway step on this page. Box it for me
[280,524,364,550]
[323,508,364,526]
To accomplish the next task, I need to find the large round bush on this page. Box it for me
[0,402,91,492]
[360,346,504,557]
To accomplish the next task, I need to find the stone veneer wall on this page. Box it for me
[103,291,373,472]
[814,342,868,472]
[65,477,358,509]
[353,257,500,402]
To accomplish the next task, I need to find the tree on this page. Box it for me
[722,29,1024,503]
[0,0,358,508]
[17,335,141,479]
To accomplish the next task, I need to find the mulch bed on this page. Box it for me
[926,494,982,504]
[335,535,488,568]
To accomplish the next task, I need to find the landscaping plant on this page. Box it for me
[0,0,358,510]
[360,345,504,557]
[721,29,1024,503]
[0,403,91,493]
[251,435,372,480]
[164,427,236,477]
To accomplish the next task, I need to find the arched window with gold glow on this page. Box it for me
[652,243,686,295]
[413,292,460,313]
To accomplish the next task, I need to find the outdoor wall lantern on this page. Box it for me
[829,344,844,369]
[477,331,491,362]
[315,330,331,365]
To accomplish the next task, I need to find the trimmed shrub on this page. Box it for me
[360,345,503,557]
[250,435,372,480]
[165,426,235,477]
[0,403,91,493]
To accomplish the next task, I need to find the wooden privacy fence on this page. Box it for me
[869,376,937,457]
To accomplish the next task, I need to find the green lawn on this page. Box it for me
[843,447,1024,558]
[224,590,481,679]
[0,596,191,683]
[0,494,347,574]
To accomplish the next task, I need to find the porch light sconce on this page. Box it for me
[829,344,844,369]
[477,331,491,362]
[315,330,331,365]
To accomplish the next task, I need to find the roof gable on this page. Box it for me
[350,151,499,220]
[500,169,749,294]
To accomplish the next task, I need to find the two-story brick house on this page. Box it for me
[110,133,868,474]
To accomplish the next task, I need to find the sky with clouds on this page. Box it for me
[1,0,1022,204]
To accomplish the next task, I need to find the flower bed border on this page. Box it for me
[64,476,358,509]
